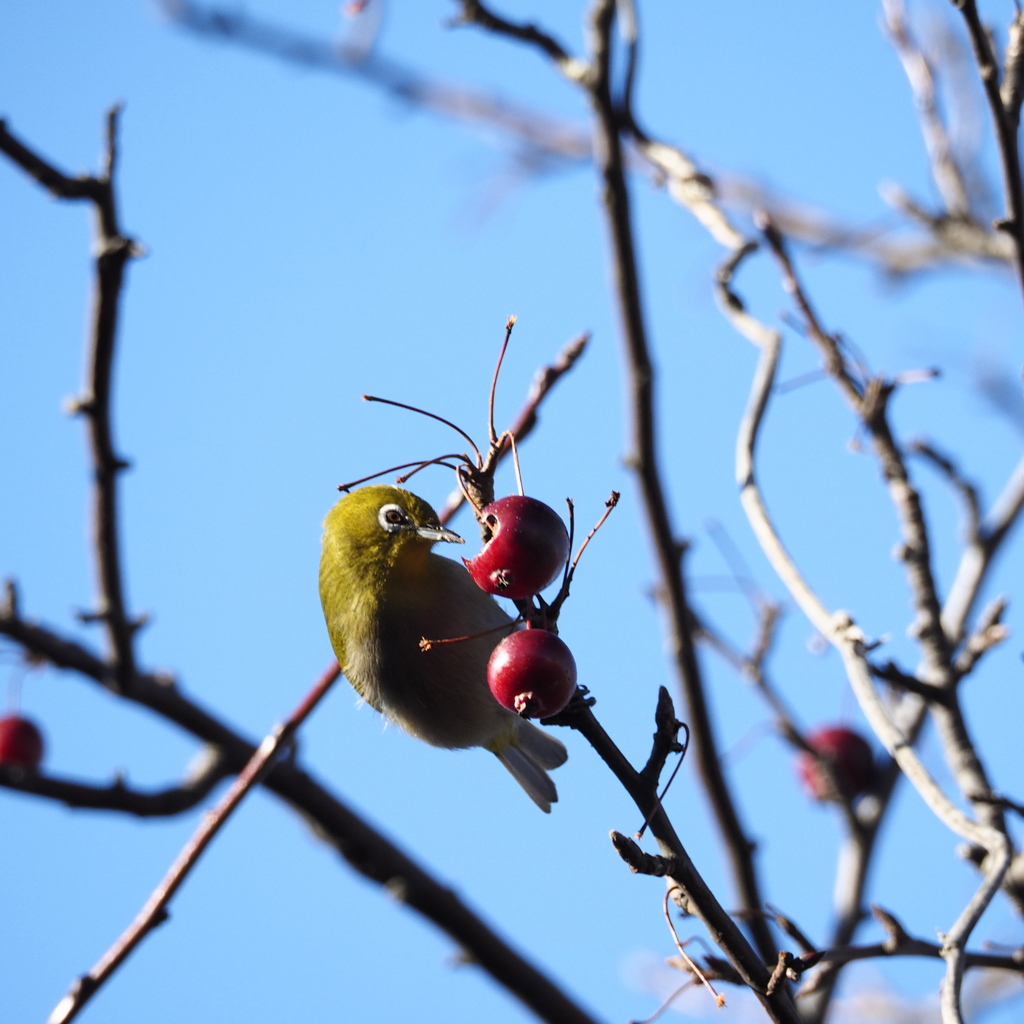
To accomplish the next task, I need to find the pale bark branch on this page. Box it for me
[745,216,1015,1024]
[884,0,972,218]
[164,0,591,168]
[942,452,1024,644]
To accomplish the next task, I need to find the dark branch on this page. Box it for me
[0,749,227,817]
[3,112,142,692]
[951,0,1024,307]
[550,691,801,1024]
[1,597,603,1024]
[800,902,1024,996]
[48,666,342,1024]
[0,120,103,201]
[453,0,584,79]
[577,1,777,969]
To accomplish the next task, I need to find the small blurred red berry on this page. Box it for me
[465,495,569,600]
[0,715,44,769]
[797,726,874,802]
[487,628,577,719]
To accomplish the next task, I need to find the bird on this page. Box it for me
[319,484,568,811]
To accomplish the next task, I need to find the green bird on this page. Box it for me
[319,484,568,811]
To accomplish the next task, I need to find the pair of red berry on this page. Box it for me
[464,495,578,719]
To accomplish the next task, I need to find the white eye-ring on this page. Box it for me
[378,503,410,533]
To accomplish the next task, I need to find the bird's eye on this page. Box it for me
[379,503,410,532]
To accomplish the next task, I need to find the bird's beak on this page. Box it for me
[415,524,465,545]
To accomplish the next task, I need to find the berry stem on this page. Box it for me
[394,455,469,485]
[662,888,726,1009]
[549,490,620,616]
[338,457,467,492]
[363,394,482,464]
[560,498,576,595]
[419,618,520,651]
[509,432,525,496]
[487,315,517,446]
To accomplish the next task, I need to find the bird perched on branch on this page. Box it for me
[319,484,567,811]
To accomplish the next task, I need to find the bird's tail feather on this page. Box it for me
[515,720,568,769]
[494,722,568,813]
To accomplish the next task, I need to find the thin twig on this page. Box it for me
[362,395,482,463]
[488,315,517,446]
[798,903,1024,996]
[0,602,605,1024]
[0,748,228,816]
[906,439,982,543]
[549,692,802,1024]
[452,0,589,83]
[952,0,1024,307]
[571,0,778,969]
[164,0,591,167]
[952,597,1010,678]
[942,451,1024,644]
[548,491,619,617]
[661,888,726,1008]
[437,331,589,524]
[2,112,143,693]
[884,0,972,217]
[47,663,341,1024]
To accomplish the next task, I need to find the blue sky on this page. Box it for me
[2,2,1024,1023]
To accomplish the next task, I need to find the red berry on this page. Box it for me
[464,495,569,600]
[487,629,577,719]
[796,726,874,802]
[0,715,44,769]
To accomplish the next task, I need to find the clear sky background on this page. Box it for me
[2,2,1023,1023]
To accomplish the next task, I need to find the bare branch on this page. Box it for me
[760,218,966,686]
[48,664,340,1024]
[943,452,1024,644]
[3,111,143,692]
[951,0,1024,308]
[2,602,603,1024]
[452,0,589,83]
[726,239,835,640]
[720,174,1013,276]
[800,903,1024,997]
[907,440,982,544]
[884,0,972,218]
[162,0,591,167]
[437,331,589,524]
[549,692,801,1024]
[728,214,1016,1024]
[1001,10,1024,131]
[0,747,228,817]
[718,230,931,1023]
[4,109,608,1024]
[953,597,1010,677]
[528,1,776,971]
[0,120,102,201]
